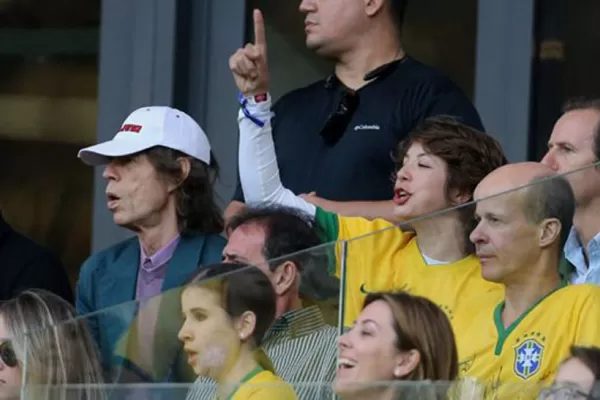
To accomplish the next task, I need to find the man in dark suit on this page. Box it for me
[0,212,73,302]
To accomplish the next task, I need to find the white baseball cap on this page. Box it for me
[78,106,211,166]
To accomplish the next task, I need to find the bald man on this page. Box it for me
[456,162,600,397]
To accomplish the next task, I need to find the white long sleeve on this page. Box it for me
[237,94,317,217]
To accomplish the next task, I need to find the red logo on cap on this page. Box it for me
[119,124,142,133]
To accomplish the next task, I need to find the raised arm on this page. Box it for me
[237,95,316,215]
[230,9,316,217]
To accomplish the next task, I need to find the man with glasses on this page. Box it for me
[226,2,482,223]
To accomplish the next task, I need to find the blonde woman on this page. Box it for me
[178,263,297,400]
[0,289,104,399]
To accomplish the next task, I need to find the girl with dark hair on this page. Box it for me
[178,263,298,400]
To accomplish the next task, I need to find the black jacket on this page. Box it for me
[0,215,73,302]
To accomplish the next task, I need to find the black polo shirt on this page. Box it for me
[233,56,483,203]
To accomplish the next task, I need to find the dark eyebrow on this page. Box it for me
[182,306,207,318]
[222,252,250,264]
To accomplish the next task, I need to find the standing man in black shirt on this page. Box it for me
[227,0,482,223]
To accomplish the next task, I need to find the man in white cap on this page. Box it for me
[76,106,226,383]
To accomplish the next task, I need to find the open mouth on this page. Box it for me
[393,188,411,206]
[337,358,357,370]
[184,350,197,365]
[106,193,120,208]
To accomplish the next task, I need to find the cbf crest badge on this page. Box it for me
[513,337,544,380]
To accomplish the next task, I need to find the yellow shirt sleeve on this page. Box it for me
[315,207,397,241]
[314,207,407,277]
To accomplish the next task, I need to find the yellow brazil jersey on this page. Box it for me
[457,283,600,399]
[224,367,298,400]
[315,207,503,330]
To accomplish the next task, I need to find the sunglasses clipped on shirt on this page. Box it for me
[319,89,359,146]
[0,341,18,368]
[319,58,403,146]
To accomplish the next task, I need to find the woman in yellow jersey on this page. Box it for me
[235,88,508,331]
[335,291,458,400]
[539,346,600,400]
[178,263,297,400]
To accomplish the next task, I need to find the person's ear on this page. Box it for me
[236,311,257,341]
[393,349,420,379]
[271,261,297,295]
[363,0,386,17]
[167,157,191,192]
[539,218,561,248]
[449,189,471,206]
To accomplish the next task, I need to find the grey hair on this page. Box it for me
[0,290,105,400]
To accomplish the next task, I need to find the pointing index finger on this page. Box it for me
[253,9,266,48]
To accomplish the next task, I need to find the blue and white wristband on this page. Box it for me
[238,92,270,128]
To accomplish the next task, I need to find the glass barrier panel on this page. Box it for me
[17,163,600,400]
[15,380,581,399]
[186,241,341,400]
[19,242,340,400]
[335,163,600,400]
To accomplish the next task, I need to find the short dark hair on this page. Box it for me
[523,173,575,252]
[144,146,224,235]
[562,97,600,161]
[388,0,409,35]
[227,204,324,272]
[396,116,508,253]
[186,263,275,347]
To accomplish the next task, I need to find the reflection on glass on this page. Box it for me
[186,239,340,400]
[180,263,298,399]
[15,164,600,399]
[539,383,595,400]
[2,289,104,399]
